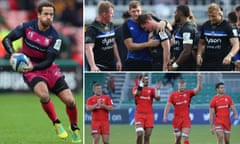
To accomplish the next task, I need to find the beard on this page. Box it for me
[40,19,52,28]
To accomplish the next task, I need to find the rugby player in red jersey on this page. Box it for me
[86,83,114,144]
[209,82,238,144]
[163,74,202,144]
[132,74,160,144]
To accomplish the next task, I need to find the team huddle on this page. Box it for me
[85,1,240,71]
[86,74,238,144]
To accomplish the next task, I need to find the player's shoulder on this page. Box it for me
[182,21,196,31]
[102,94,111,98]
[23,20,37,26]
[219,20,232,29]
[211,95,218,100]
[170,91,178,96]
[87,95,93,99]
[145,86,154,90]
[201,20,211,28]
[48,26,60,37]
[88,20,100,29]
[17,20,37,30]
[223,94,232,98]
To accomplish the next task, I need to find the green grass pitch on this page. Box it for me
[0,92,83,144]
[85,124,239,144]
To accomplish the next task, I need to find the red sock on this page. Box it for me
[184,140,189,144]
[66,106,78,125]
[41,100,58,122]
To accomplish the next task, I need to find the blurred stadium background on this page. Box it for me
[85,73,240,144]
[85,0,240,26]
[0,0,83,143]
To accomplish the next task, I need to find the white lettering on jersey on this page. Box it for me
[158,32,168,40]
[53,39,62,51]
[183,32,193,44]
[233,29,238,37]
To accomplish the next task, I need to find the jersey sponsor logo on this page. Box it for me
[102,37,114,46]
[26,28,52,47]
[205,37,222,44]
[175,100,187,105]
[100,37,114,51]
[217,104,228,109]
[139,96,151,100]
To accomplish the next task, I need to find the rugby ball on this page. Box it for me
[11,53,30,72]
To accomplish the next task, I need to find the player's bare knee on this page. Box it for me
[66,99,76,108]
[136,131,144,138]
[144,135,151,141]
[38,93,50,103]
[144,133,151,138]
[225,140,230,144]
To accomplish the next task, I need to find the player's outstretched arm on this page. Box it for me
[230,104,239,120]
[193,74,202,95]
[133,76,144,96]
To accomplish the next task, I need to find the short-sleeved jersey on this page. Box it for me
[232,25,240,61]
[151,29,171,70]
[168,90,195,118]
[86,95,113,122]
[210,95,233,119]
[172,21,197,71]
[132,86,156,113]
[200,20,238,70]
[12,20,61,63]
[85,20,115,68]
[122,19,153,62]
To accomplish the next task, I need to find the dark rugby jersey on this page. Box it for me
[232,25,240,61]
[12,20,61,63]
[172,21,197,71]
[85,20,115,69]
[151,29,171,70]
[200,20,238,70]
[122,19,153,62]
